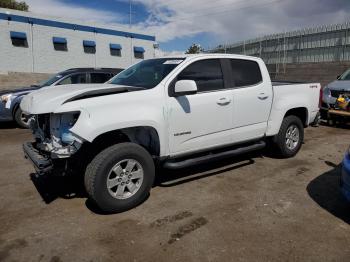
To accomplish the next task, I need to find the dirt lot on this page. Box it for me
[0,122,350,262]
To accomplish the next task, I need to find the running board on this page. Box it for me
[163,141,266,169]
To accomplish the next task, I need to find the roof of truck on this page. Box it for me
[60,67,123,75]
[158,53,262,61]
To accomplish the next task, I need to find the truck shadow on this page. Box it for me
[29,154,259,214]
[307,162,350,224]
[154,152,259,187]
[29,173,86,204]
[29,150,263,214]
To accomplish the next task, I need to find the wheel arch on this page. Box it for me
[90,126,161,157]
[11,101,21,117]
[284,107,309,127]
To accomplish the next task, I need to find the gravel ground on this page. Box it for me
[0,122,350,262]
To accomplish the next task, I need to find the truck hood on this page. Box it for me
[20,83,131,114]
[326,80,350,91]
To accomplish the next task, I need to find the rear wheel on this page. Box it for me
[14,107,30,128]
[273,115,304,158]
[84,142,155,213]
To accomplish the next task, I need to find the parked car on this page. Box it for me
[21,54,321,213]
[321,68,350,119]
[0,67,122,128]
[341,146,350,201]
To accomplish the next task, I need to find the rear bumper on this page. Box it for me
[23,142,53,174]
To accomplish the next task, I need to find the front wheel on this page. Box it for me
[14,107,30,128]
[84,142,155,213]
[273,115,304,158]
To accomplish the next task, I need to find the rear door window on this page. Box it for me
[229,59,262,87]
[177,59,224,92]
[90,73,113,83]
[57,73,88,85]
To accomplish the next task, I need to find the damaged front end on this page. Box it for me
[23,112,85,175]
[30,112,83,158]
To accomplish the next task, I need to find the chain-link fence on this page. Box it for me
[207,22,350,74]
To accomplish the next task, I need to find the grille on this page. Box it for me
[330,90,349,98]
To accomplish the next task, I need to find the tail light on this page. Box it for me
[319,86,323,109]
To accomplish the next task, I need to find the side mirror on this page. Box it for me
[174,80,197,96]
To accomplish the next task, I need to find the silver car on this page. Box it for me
[321,69,350,119]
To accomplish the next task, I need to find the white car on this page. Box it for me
[21,54,321,212]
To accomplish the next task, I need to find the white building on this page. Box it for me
[0,8,156,74]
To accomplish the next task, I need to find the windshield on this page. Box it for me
[38,74,63,87]
[339,69,350,80]
[109,58,184,89]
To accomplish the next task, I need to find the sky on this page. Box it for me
[24,0,350,54]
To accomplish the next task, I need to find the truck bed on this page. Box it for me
[266,81,321,136]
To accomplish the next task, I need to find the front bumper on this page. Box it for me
[340,153,350,201]
[23,142,53,174]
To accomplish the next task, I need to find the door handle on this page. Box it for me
[217,97,231,105]
[258,93,269,100]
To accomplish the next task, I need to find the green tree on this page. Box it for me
[0,0,29,11]
[185,43,204,54]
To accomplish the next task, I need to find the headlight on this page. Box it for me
[50,112,80,145]
[322,87,331,103]
[323,86,331,97]
[59,112,80,145]
[0,94,12,103]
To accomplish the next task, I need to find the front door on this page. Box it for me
[167,59,234,156]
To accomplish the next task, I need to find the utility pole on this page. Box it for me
[129,0,132,28]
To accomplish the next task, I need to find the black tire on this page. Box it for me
[273,115,304,158]
[327,118,335,126]
[14,107,30,128]
[84,142,155,213]
[320,108,328,120]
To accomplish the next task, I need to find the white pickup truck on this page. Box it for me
[21,54,321,212]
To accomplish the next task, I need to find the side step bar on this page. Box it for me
[163,141,266,169]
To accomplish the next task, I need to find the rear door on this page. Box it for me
[167,59,234,155]
[228,59,272,142]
